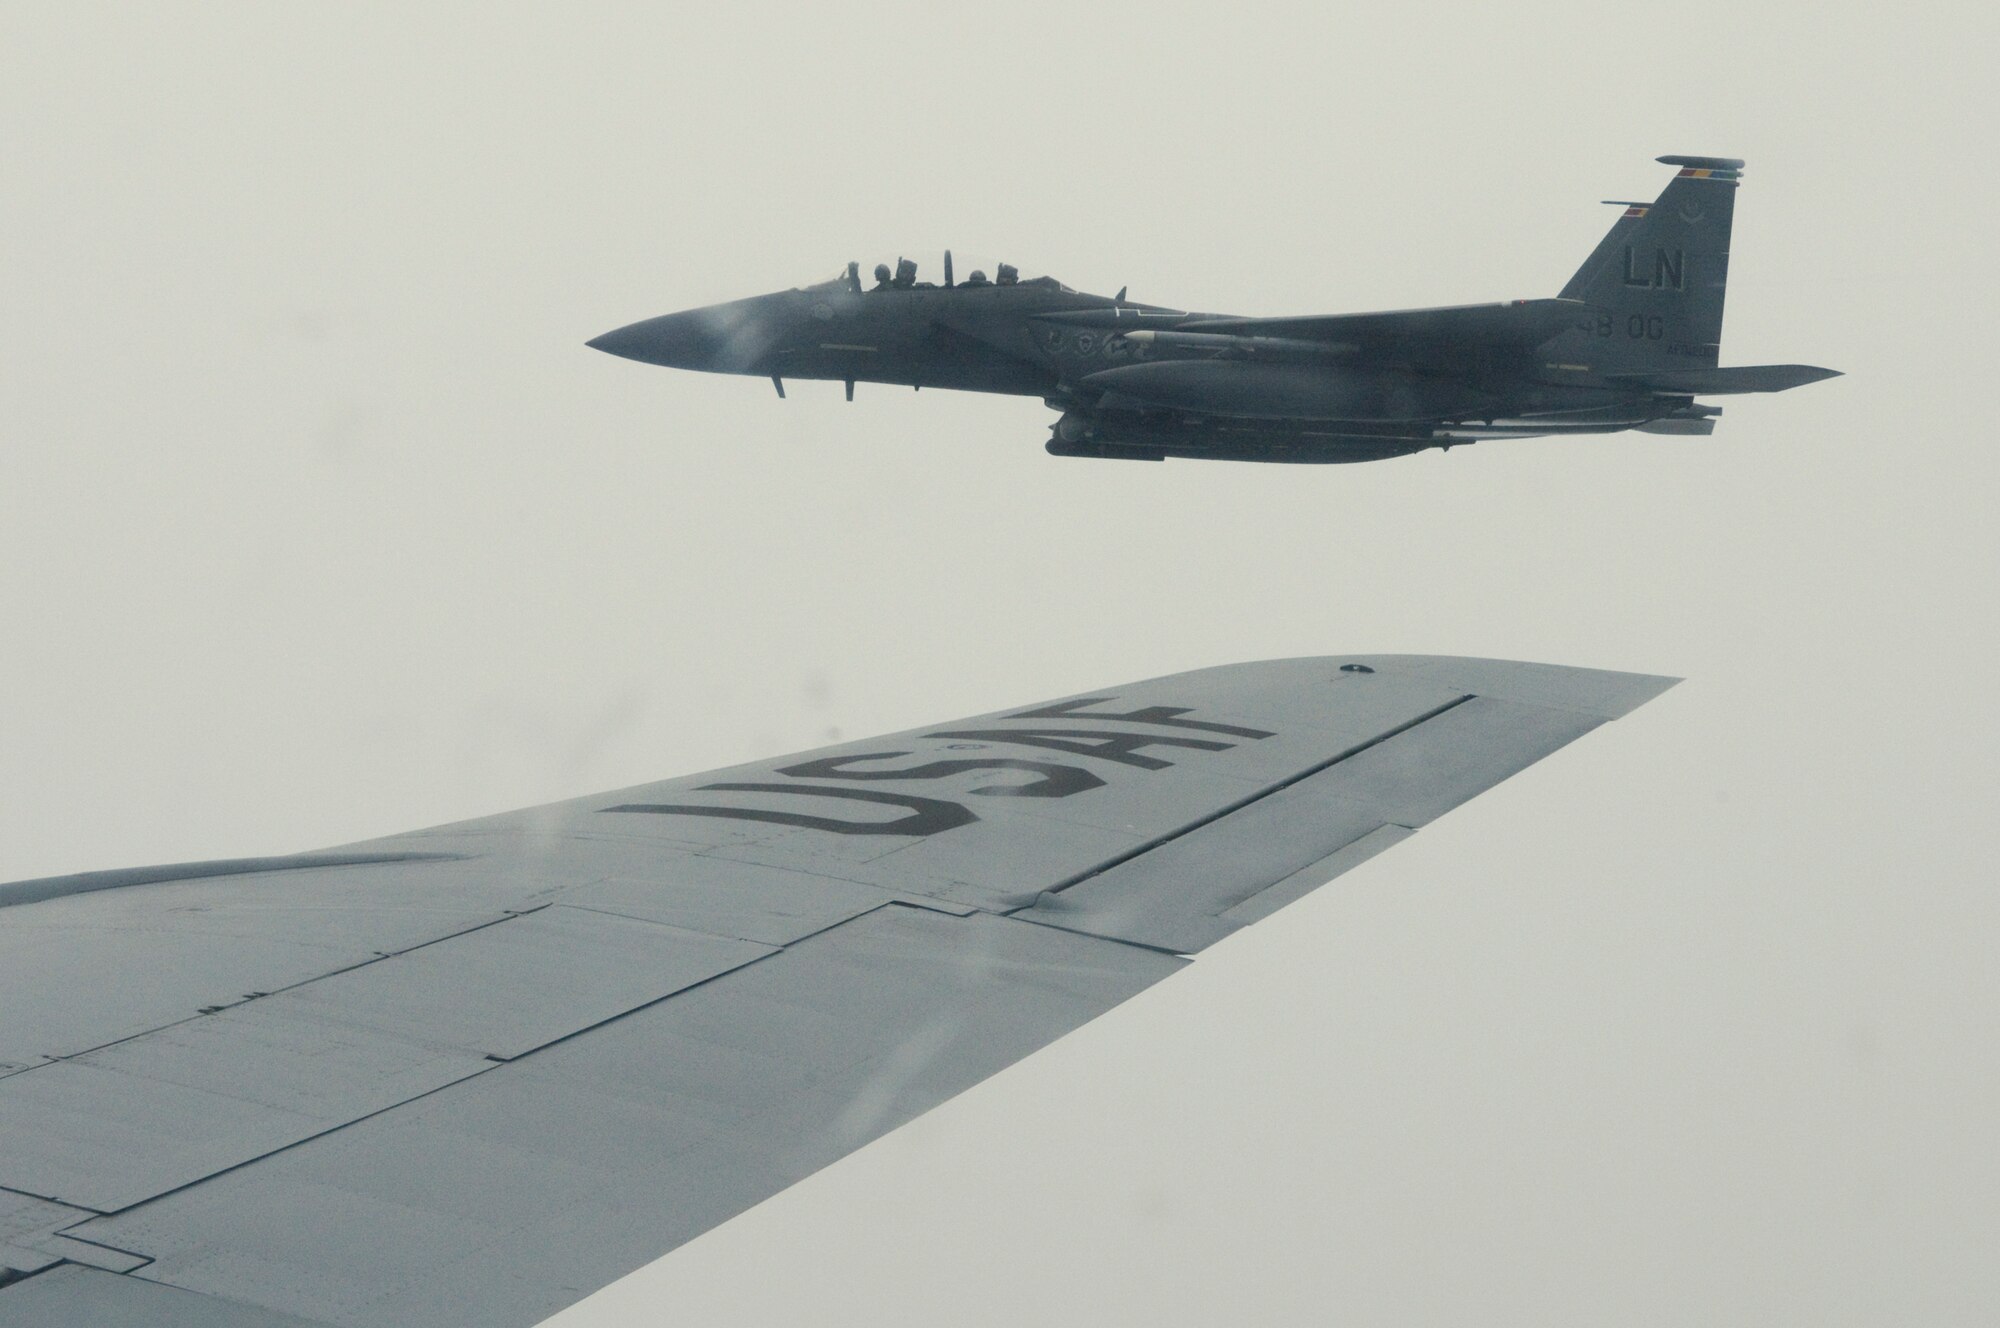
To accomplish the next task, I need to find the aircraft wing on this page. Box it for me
[0,655,1674,1328]
[1178,298,1588,353]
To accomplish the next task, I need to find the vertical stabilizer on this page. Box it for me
[1546,156,1742,370]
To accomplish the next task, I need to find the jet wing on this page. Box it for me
[1178,298,1588,353]
[0,655,1674,1328]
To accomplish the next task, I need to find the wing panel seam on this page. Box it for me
[1029,694,1475,902]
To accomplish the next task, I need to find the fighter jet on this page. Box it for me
[590,156,1837,463]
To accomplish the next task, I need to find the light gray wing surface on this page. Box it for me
[0,655,1674,1327]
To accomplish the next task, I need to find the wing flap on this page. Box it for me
[1,1192,95,1286]
[1218,823,1415,927]
[0,856,552,1070]
[0,907,772,1211]
[0,1264,330,1327]
[57,906,1181,1328]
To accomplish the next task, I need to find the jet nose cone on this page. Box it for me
[586,311,712,368]
[586,296,787,373]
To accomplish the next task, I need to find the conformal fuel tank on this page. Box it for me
[1081,360,1477,422]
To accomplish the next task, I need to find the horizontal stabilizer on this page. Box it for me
[1607,364,1842,395]
[1179,298,1587,352]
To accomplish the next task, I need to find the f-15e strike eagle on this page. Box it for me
[590,156,1837,463]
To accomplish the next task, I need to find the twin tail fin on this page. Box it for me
[1548,155,1745,372]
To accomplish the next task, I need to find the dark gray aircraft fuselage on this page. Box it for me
[589,158,1837,463]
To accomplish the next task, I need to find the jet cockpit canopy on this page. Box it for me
[804,252,1069,294]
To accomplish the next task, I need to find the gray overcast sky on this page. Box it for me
[3,3,1994,1323]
